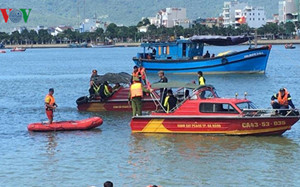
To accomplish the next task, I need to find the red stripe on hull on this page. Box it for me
[130,117,299,135]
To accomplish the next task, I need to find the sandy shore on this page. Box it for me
[3,39,300,49]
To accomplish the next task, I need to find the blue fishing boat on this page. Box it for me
[133,35,272,74]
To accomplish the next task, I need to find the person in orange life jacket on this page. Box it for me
[271,88,295,115]
[130,66,141,83]
[45,88,58,124]
[158,70,168,104]
[138,65,147,85]
[128,77,151,116]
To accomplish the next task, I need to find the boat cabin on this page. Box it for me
[150,83,258,116]
[137,39,204,60]
[136,36,253,61]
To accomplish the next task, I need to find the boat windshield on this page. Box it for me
[236,102,257,110]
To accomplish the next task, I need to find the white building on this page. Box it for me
[223,0,248,27]
[79,18,104,33]
[149,8,190,28]
[279,0,299,23]
[243,6,266,28]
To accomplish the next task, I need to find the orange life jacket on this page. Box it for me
[277,89,289,106]
[45,94,55,108]
[139,67,146,80]
[132,71,140,79]
[130,82,143,99]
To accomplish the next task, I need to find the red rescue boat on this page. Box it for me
[130,83,300,135]
[76,72,158,112]
[11,47,26,52]
[77,87,157,112]
[28,117,103,132]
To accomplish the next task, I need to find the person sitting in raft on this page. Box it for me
[271,88,295,114]
[99,81,112,100]
[164,89,177,113]
[203,50,210,58]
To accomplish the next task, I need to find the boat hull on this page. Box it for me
[76,87,157,112]
[133,46,271,74]
[28,117,103,132]
[130,116,300,135]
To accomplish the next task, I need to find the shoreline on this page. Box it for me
[3,39,300,49]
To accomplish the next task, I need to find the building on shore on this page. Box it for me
[79,17,107,33]
[223,1,266,28]
[223,0,248,27]
[149,8,190,28]
[278,0,300,23]
[51,26,74,36]
[192,17,224,28]
[240,6,266,28]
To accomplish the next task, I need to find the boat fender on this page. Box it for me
[76,96,88,105]
[221,57,228,64]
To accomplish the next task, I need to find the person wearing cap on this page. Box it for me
[89,69,100,97]
[157,70,168,104]
[130,66,142,83]
[45,88,58,124]
[271,88,295,111]
[128,77,151,116]
[164,89,177,113]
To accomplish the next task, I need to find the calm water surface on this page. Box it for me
[0,45,300,186]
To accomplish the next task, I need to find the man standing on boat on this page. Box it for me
[45,88,57,124]
[197,71,206,85]
[130,66,141,83]
[271,88,295,112]
[138,65,147,85]
[158,70,168,104]
[128,77,151,116]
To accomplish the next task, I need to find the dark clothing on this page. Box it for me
[90,74,100,82]
[271,93,295,109]
[164,95,177,112]
[203,51,210,58]
[158,76,168,104]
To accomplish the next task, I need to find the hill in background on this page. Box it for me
[0,0,278,32]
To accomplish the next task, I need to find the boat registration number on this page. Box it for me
[241,121,286,128]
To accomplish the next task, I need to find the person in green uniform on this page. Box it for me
[128,77,151,116]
